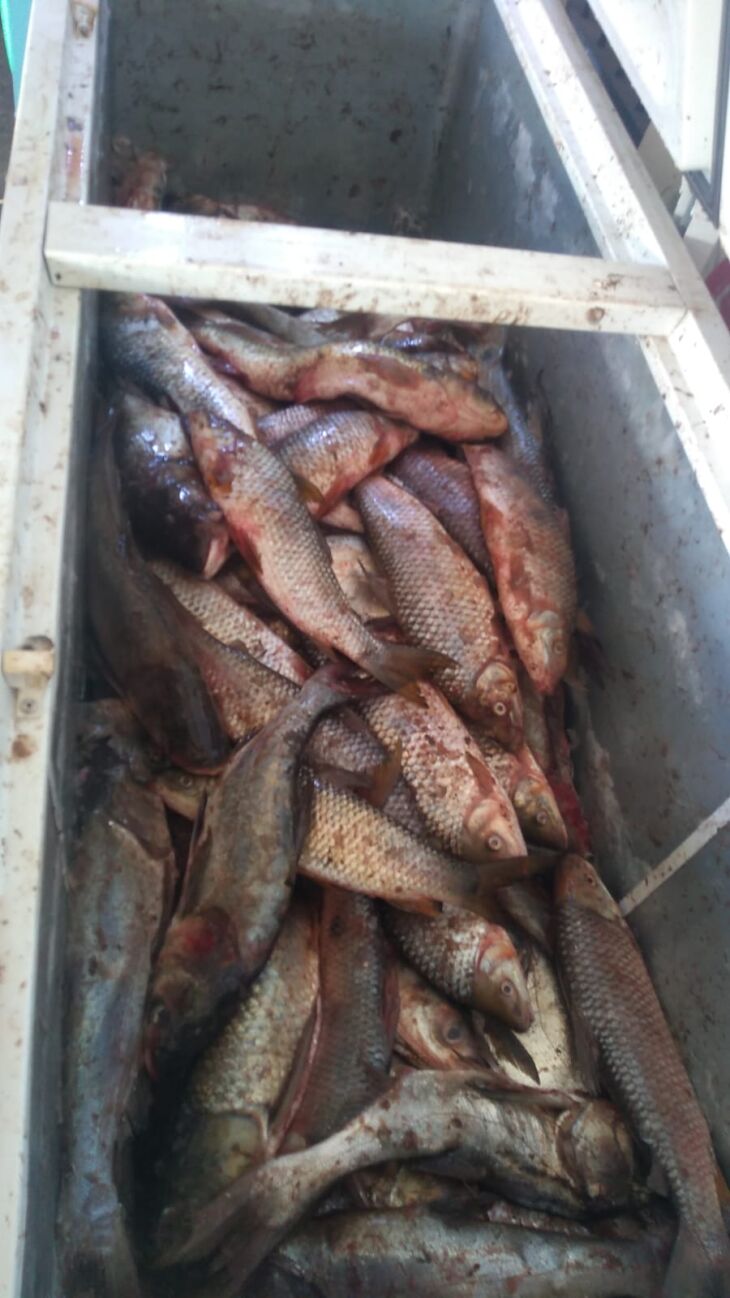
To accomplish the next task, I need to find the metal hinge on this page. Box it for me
[2,636,55,719]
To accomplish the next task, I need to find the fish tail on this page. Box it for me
[360,640,454,692]
[665,1225,730,1298]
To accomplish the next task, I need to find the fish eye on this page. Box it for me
[493,701,507,717]
[446,1024,463,1042]
[536,809,549,826]
[180,774,193,788]
[487,834,503,852]
[501,980,514,998]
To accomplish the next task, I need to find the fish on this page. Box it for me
[155,895,320,1214]
[384,904,533,1031]
[87,431,230,773]
[497,877,554,951]
[57,767,174,1298]
[520,668,553,773]
[319,496,364,532]
[144,666,357,1078]
[186,310,508,439]
[150,766,216,821]
[356,474,523,747]
[345,1164,471,1212]
[325,533,392,622]
[465,445,577,694]
[470,726,568,850]
[186,411,450,691]
[101,294,261,436]
[281,887,396,1150]
[299,780,544,917]
[257,401,348,446]
[480,348,559,507]
[393,441,494,578]
[273,408,419,518]
[152,1069,639,1280]
[258,1209,670,1298]
[111,138,167,211]
[114,390,230,577]
[395,960,495,1071]
[149,558,311,684]
[545,687,592,854]
[555,855,730,1298]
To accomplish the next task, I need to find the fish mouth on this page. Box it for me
[473,965,534,1033]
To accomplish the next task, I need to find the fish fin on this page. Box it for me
[469,853,554,906]
[361,640,456,692]
[475,1012,541,1085]
[308,760,372,794]
[363,742,403,808]
[291,471,326,507]
[397,681,429,707]
[269,997,322,1154]
[386,895,443,918]
[665,1226,730,1298]
[293,766,314,865]
[466,751,501,797]
[175,791,210,915]
[355,566,396,614]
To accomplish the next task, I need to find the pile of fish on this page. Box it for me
[55,146,730,1298]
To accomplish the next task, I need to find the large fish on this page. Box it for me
[144,666,356,1078]
[155,895,320,1214]
[393,441,494,578]
[395,960,495,1071]
[470,725,568,850]
[153,1070,638,1281]
[187,411,448,691]
[87,433,230,773]
[300,780,542,916]
[465,445,577,694]
[356,474,523,747]
[282,888,396,1149]
[384,904,533,1031]
[186,310,507,439]
[258,1209,670,1298]
[114,391,229,577]
[57,767,174,1298]
[555,855,730,1298]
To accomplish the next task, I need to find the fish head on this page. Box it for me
[524,609,569,693]
[473,930,534,1032]
[150,767,211,821]
[554,855,619,922]
[474,661,524,749]
[464,795,527,862]
[561,1099,637,1208]
[513,776,568,849]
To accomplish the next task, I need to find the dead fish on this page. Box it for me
[555,855,730,1298]
[87,431,230,774]
[520,668,553,773]
[361,680,526,861]
[150,558,311,684]
[300,780,543,917]
[259,1209,669,1298]
[325,533,391,622]
[282,888,396,1150]
[150,766,215,822]
[115,391,229,578]
[101,294,260,436]
[345,1164,470,1212]
[320,496,364,532]
[153,1069,638,1280]
[471,727,568,850]
[384,904,533,1031]
[57,769,174,1298]
[466,445,577,694]
[187,411,449,691]
[274,408,418,518]
[144,666,356,1078]
[497,877,554,951]
[156,895,320,1214]
[392,440,494,578]
[111,138,167,210]
[395,960,495,1071]
[186,310,507,439]
[257,401,349,447]
[356,474,523,747]
[480,349,559,507]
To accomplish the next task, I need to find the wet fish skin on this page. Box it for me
[520,668,553,773]
[115,391,229,577]
[187,310,508,439]
[471,726,568,850]
[357,474,523,747]
[555,855,730,1298]
[187,411,449,691]
[258,1209,668,1298]
[393,441,494,579]
[87,434,230,774]
[156,896,320,1215]
[144,666,355,1079]
[480,351,559,507]
[466,445,577,694]
[257,401,349,447]
[57,770,174,1298]
[395,960,495,1071]
[385,904,533,1031]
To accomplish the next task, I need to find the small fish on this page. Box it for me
[384,904,533,1031]
[471,727,568,850]
[187,411,449,691]
[393,441,494,578]
[155,895,320,1214]
[57,768,174,1298]
[356,475,523,747]
[144,666,356,1078]
[466,445,577,694]
[186,310,507,439]
[87,432,230,774]
[395,960,495,1071]
[556,855,730,1298]
[115,391,229,577]
[150,558,311,684]
[325,533,392,622]
[274,408,418,518]
[300,780,543,917]
[282,888,396,1149]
